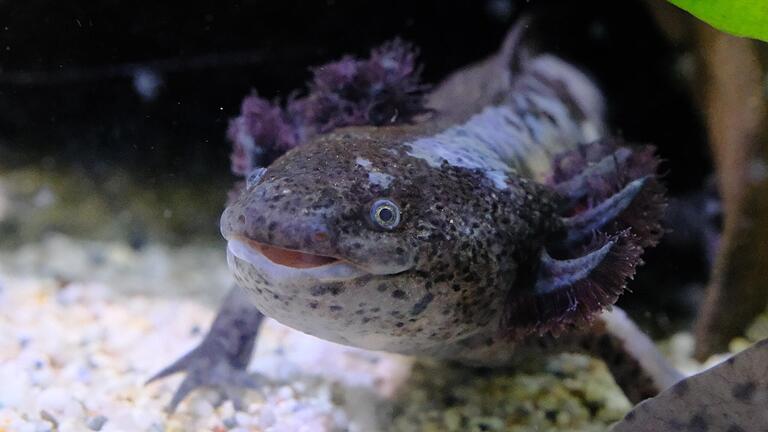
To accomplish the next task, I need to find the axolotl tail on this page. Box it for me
[503,53,608,181]
[425,18,608,182]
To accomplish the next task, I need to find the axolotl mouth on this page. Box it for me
[225,236,375,284]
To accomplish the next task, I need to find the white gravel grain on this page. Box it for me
[0,237,411,432]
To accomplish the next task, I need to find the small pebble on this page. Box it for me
[222,416,238,428]
[258,407,276,428]
[86,415,108,431]
[36,387,83,419]
[39,410,58,428]
[0,233,745,432]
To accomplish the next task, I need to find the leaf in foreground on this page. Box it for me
[668,0,768,42]
[612,338,768,431]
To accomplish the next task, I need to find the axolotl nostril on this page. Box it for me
[150,22,681,412]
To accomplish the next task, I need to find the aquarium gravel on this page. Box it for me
[0,279,409,431]
[0,234,647,432]
[0,235,412,432]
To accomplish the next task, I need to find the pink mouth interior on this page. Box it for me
[246,239,339,269]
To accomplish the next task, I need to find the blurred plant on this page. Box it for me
[667,0,768,42]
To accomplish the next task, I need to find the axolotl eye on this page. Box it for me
[370,199,401,230]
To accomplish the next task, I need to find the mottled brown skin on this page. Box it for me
[151,26,682,412]
[222,124,561,357]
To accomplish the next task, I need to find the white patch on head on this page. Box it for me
[405,106,523,189]
[356,156,394,189]
[368,171,394,188]
[355,157,373,169]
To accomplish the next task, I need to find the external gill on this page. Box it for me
[561,176,648,246]
[504,139,665,336]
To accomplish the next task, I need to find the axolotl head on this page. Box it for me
[220,126,558,354]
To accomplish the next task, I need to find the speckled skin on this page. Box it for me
[218,33,615,362]
[154,28,682,410]
[222,123,561,356]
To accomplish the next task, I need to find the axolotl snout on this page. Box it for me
[151,24,682,411]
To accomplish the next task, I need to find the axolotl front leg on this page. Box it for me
[147,287,265,412]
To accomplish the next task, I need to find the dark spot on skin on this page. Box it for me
[362,317,371,324]
[669,419,687,430]
[309,301,319,309]
[731,381,756,401]
[310,285,329,296]
[329,305,343,312]
[410,293,434,316]
[726,425,746,432]
[672,380,689,396]
[377,284,388,292]
[396,322,404,328]
[392,289,406,299]
[687,413,709,432]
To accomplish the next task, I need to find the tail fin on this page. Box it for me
[425,18,533,125]
[514,54,606,141]
[427,18,608,182]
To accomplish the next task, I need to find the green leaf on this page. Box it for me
[668,0,768,42]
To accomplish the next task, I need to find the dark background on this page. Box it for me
[0,0,709,193]
[0,0,715,331]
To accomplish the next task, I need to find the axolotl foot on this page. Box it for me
[146,345,266,412]
[147,288,266,413]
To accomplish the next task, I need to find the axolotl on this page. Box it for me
[149,24,682,411]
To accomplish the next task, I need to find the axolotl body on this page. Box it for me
[150,24,682,411]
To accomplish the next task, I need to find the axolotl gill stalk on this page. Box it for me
[150,22,681,411]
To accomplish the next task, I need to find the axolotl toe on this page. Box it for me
[151,22,682,412]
